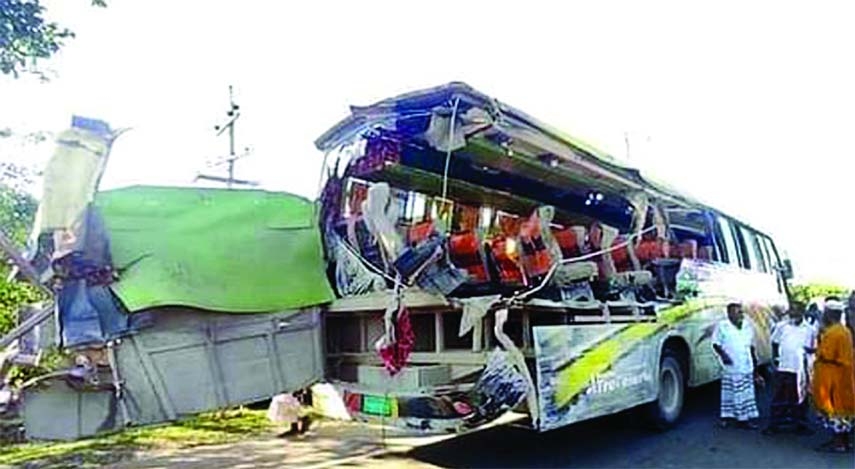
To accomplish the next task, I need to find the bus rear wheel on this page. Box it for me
[647,350,685,430]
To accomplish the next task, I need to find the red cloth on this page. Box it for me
[378,307,416,376]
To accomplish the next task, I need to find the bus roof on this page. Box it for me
[315,82,772,239]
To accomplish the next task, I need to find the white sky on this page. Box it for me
[0,0,852,286]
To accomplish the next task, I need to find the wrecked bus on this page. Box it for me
[314,83,791,434]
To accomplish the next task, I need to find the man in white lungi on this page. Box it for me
[712,302,762,429]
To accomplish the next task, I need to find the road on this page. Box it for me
[119,383,852,469]
[394,383,852,468]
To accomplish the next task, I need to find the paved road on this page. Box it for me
[118,382,852,468]
[394,383,853,469]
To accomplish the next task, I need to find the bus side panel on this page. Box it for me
[678,260,787,369]
[533,295,738,432]
[681,304,724,387]
[533,324,661,432]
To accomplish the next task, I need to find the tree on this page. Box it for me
[0,162,37,246]
[0,0,105,78]
[789,283,850,306]
[0,162,40,336]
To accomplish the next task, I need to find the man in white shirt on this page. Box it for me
[712,302,761,429]
[765,303,816,435]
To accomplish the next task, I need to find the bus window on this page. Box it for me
[753,231,772,273]
[760,235,780,270]
[403,192,427,223]
[761,235,787,293]
[716,216,740,267]
[731,224,751,270]
[739,226,767,273]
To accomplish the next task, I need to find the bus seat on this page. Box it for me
[588,222,619,279]
[491,212,525,285]
[519,208,559,281]
[553,261,598,284]
[610,235,634,272]
[678,240,698,259]
[553,226,587,260]
[408,220,435,246]
[449,231,490,283]
[614,270,654,287]
[587,222,654,299]
[490,237,525,285]
[698,244,713,261]
[635,238,671,263]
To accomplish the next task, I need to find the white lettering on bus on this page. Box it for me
[585,371,654,396]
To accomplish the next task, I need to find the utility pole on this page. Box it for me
[196,85,258,188]
[624,131,631,161]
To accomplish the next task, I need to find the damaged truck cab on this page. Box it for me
[315,83,790,434]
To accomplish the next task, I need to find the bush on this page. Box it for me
[0,279,41,336]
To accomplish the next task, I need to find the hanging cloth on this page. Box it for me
[375,285,416,376]
[458,295,501,337]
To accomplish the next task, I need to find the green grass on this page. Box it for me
[0,408,272,468]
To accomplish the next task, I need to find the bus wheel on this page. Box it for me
[647,350,685,430]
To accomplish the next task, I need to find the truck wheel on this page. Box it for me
[647,351,685,430]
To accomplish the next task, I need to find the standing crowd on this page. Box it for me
[712,293,855,453]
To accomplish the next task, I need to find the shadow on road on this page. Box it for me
[406,383,854,468]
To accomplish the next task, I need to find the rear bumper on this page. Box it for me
[332,382,529,436]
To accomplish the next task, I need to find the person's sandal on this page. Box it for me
[737,421,760,430]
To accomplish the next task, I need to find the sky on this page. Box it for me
[0,0,852,286]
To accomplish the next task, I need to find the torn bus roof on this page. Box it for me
[314,82,707,211]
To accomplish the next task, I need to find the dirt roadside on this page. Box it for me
[108,419,439,469]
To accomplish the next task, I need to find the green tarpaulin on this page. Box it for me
[95,186,334,313]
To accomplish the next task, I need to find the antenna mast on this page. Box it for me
[196,85,258,188]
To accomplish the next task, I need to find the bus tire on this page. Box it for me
[647,351,685,430]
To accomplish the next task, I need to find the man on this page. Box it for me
[805,302,821,330]
[712,302,762,429]
[765,303,815,435]
[813,301,855,452]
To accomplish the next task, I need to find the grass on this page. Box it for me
[0,408,273,468]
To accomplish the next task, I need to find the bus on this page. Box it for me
[314,82,791,434]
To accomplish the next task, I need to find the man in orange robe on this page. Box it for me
[813,301,855,452]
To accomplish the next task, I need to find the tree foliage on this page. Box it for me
[789,282,850,306]
[0,0,105,78]
[0,162,39,335]
[0,161,37,246]
[0,282,40,335]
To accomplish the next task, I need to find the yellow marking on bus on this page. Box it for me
[554,299,722,409]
